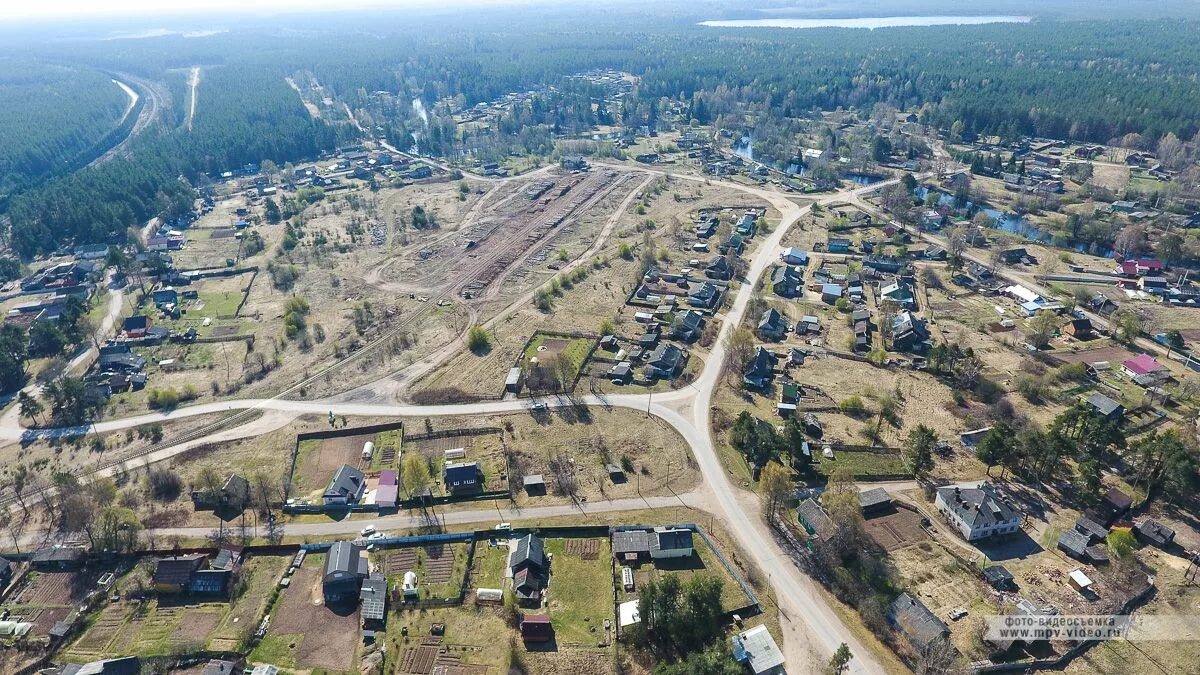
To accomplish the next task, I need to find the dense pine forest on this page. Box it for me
[0,60,131,201]
[4,4,1200,257]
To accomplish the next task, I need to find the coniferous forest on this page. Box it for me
[5,2,1200,257]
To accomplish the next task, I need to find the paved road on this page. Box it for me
[1,168,918,674]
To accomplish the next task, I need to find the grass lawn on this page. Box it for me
[545,538,614,647]
[470,538,511,588]
[523,334,594,375]
[815,450,912,479]
[249,633,299,669]
[199,289,244,318]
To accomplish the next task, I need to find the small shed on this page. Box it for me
[520,614,553,643]
[858,488,892,515]
[505,367,523,393]
[1068,569,1093,593]
[605,464,626,483]
[1057,529,1090,560]
[983,565,1015,591]
[523,474,546,495]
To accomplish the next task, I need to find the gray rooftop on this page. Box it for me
[936,484,1020,530]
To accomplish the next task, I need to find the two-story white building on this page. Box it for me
[935,483,1022,542]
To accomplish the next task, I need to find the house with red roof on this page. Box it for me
[1122,354,1166,379]
[1115,258,1165,278]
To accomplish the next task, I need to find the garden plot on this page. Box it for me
[891,543,998,659]
[174,228,244,270]
[381,543,470,600]
[521,333,595,394]
[257,566,360,672]
[291,432,372,497]
[68,604,130,657]
[863,506,930,552]
[543,538,615,647]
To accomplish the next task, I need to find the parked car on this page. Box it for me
[360,524,376,537]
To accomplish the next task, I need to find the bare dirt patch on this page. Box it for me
[269,567,360,671]
[863,506,930,552]
[170,610,220,644]
[1051,345,1137,366]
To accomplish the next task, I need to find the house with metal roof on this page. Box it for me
[780,247,808,266]
[360,573,388,626]
[376,469,399,509]
[443,461,482,495]
[610,528,694,563]
[510,534,548,605]
[323,541,369,603]
[887,592,949,653]
[731,624,785,675]
[323,464,366,505]
[934,483,1021,542]
[1134,519,1175,548]
[1086,393,1124,422]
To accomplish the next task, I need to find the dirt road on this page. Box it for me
[1,169,921,674]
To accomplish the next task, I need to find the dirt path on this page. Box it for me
[185,67,200,131]
[91,73,164,166]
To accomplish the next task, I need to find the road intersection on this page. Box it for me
[1,167,920,674]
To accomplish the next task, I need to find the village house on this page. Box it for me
[1122,354,1167,380]
[646,343,684,379]
[443,461,482,495]
[771,265,802,297]
[826,237,852,253]
[743,347,777,390]
[671,310,705,342]
[323,464,366,505]
[511,534,548,606]
[323,541,369,603]
[757,308,789,341]
[934,484,1021,542]
[780,247,808,266]
[1134,519,1175,548]
[887,593,949,653]
[611,527,695,563]
[731,624,785,675]
[1086,393,1125,422]
[1064,317,1095,339]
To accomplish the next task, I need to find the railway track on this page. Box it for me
[1,166,643,512]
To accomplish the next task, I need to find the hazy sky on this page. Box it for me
[0,0,530,21]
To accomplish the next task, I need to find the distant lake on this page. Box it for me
[699,16,1032,30]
